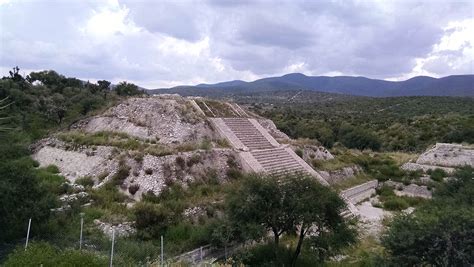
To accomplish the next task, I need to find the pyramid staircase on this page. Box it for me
[204,111,328,185]
[190,98,363,216]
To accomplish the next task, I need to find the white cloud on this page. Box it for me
[389,18,474,80]
[81,3,140,41]
[0,0,472,87]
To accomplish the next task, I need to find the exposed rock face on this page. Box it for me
[33,142,117,183]
[319,165,361,184]
[401,143,473,174]
[383,181,432,199]
[394,184,432,199]
[94,219,136,239]
[257,119,290,140]
[416,143,474,167]
[401,162,455,174]
[80,96,213,144]
[124,149,238,198]
[296,144,334,161]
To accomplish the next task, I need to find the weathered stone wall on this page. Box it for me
[320,165,362,184]
[340,180,378,204]
[416,143,474,167]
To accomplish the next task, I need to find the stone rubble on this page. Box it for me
[320,165,362,184]
[94,219,136,239]
[81,96,214,144]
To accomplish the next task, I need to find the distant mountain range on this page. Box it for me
[150,73,474,97]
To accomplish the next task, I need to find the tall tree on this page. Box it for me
[97,80,111,99]
[114,81,143,96]
[225,174,355,265]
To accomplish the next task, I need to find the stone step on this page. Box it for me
[255,156,295,165]
[269,167,308,176]
[247,145,274,150]
[252,148,287,155]
[265,161,304,170]
[232,132,264,136]
[237,136,270,140]
[263,162,302,172]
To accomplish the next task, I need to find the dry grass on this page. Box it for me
[386,152,419,165]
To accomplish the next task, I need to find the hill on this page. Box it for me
[150,73,474,97]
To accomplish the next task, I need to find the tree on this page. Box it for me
[282,175,355,265]
[97,80,111,99]
[225,174,355,265]
[0,97,12,132]
[114,81,143,96]
[225,175,290,247]
[383,206,474,266]
[0,159,56,242]
[133,202,177,239]
[383,167,474,266]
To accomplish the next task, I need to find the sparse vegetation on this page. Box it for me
[144,168,153,175]
[75,176,94,187]
[128,184,140,195]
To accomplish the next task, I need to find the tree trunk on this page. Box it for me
[272,228,280,260]
[291,225,306,267]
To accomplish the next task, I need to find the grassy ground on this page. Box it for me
[325,236,385,266]
[332,174,375,191]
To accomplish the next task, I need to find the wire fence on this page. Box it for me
[8,215,241,266]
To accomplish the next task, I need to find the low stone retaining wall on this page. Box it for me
[340,180,378,204]
[401,162,455,174]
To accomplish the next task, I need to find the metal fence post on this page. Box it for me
[79,213,84,250]
[160,235,164,266]
[25,218,31,251]
[110,228,115,267]
[200,246,203,262]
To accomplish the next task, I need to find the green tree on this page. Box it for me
[0,159,56,242]
[133,202,177,239]
[97,80,111,99]
[383,167,474,266]
[225,174,355,265]
[225,174,290,247]
[114,81,143,96]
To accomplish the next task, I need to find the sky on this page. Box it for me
[0,0,473,88]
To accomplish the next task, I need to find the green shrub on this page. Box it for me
[144,168,153,175]
[430,168,447,182]
[377,185,395,197]
[3,242,107,266]
[128,184,140,195]
[133,152,144,163]
[383,197,409,211]
[175,156,186,170]
[226,168,243,180]
[199,139,212,150]
[97,171,109,182]
[45,164,60,174]
[76,176,94,187]
[134,202,177,239]
[187,154,202,167]
[112,164,131,185]
[295,148,303,157]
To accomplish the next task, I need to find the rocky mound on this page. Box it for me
[416,143,474,167]
[402,143,473,173]
[32,95,240,199]
[77,95,214,144]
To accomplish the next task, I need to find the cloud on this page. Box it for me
[0,0,472,88]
